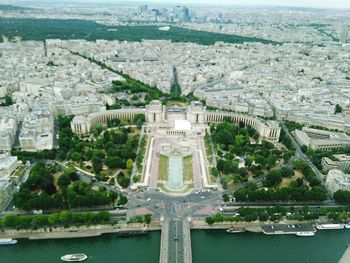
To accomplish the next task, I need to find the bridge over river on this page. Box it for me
[160,216,192,263]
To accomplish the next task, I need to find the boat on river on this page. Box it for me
[226,227,245,233]
[61,254,87,262]
[0,238,17,245]
[116,230,148,237]
[316,224,344,230]
[295,232,315,237]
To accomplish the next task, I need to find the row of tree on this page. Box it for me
[234,184,327,202]
[0,211,112,230]
[206,206,350,224]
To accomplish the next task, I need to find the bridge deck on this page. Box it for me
[159,217,192,263]
[339,246,350,263]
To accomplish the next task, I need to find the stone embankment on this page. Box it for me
[0,222,161,240]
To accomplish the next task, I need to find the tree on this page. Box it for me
[205,216,215,225]
[263,170,282,187]
[216,159,225,172]
[239,167,248,177]
[222,194,230,202]
[235,135,246,146]
[280,166,294,177]
[1,94,13,106]
[144,214,152,224]
[333,190,350,204]
[105,156,123,169]
[58,174,71,189]
[117,172,130,188]
[239,120,245,128]
[335,104,342,114]
[245,156,254,167]
[266,154,277,169]
[70,151,81,162]
[117,194,128,205]
[234,188,248,201]
[301,145,308,153]
[126,159,133,170]
[91,124,103,137]
[92,156,103,174]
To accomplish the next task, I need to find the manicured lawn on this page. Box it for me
[158,154,169,181]
[183,155,193,182]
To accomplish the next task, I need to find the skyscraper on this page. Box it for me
[340,26,349,44]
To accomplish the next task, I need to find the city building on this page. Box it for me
[71,100,281,142]
[19,108,54,152]
[0,152,19,177]
[322,154,350,173]
[0,116,17,151]
[294,127,350,151]
[326,169,350,194]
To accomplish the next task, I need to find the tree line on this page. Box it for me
[206,206,350,224]
[0,18,278,45]
[0,211,112,230]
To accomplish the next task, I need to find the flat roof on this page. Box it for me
[174,120,192,131]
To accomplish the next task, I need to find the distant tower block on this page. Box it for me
[43,40,48,57]
[340,26,349,44]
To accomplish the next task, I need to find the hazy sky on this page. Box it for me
[3,0,350,9]
[123,0,350,8]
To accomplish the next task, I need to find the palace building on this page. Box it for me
[71,100,281,142]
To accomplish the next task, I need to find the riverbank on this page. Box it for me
[0,221,161,240]
[1,219,347,240]
[1,219,263,240]
[191,220,263,232]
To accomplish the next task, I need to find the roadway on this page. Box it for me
[281,122,333,198]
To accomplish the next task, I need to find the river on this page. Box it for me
[0,231,161,263]
[0,230,349,263]
[192,230,350,263]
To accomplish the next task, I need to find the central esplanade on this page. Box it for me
[70,100,281,142]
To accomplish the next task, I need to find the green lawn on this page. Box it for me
[204,132,216,166]
[11,165,27,178]
[158,154,169,181]
[183,155,193,182]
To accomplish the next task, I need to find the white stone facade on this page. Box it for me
[326,169,350,194]
[294,127,350,151]
[0,152,19,177]
[71,100,281,142]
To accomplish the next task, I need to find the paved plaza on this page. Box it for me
[148,136,204,192]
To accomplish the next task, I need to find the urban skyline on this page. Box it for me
[0,2,350,263]
[1,0,350,8]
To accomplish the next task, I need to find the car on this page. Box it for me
[33,210,43,215]
[200,196,205,199]
[146,198,151,202]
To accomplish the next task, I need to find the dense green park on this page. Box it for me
[210,120,293,189]
[0,18,278,45]
[232,159,327,203]
[13,162,126,211]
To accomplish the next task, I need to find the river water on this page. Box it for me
[0,230,349,263]
[0,232,161,263]
[192,230,350,263]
